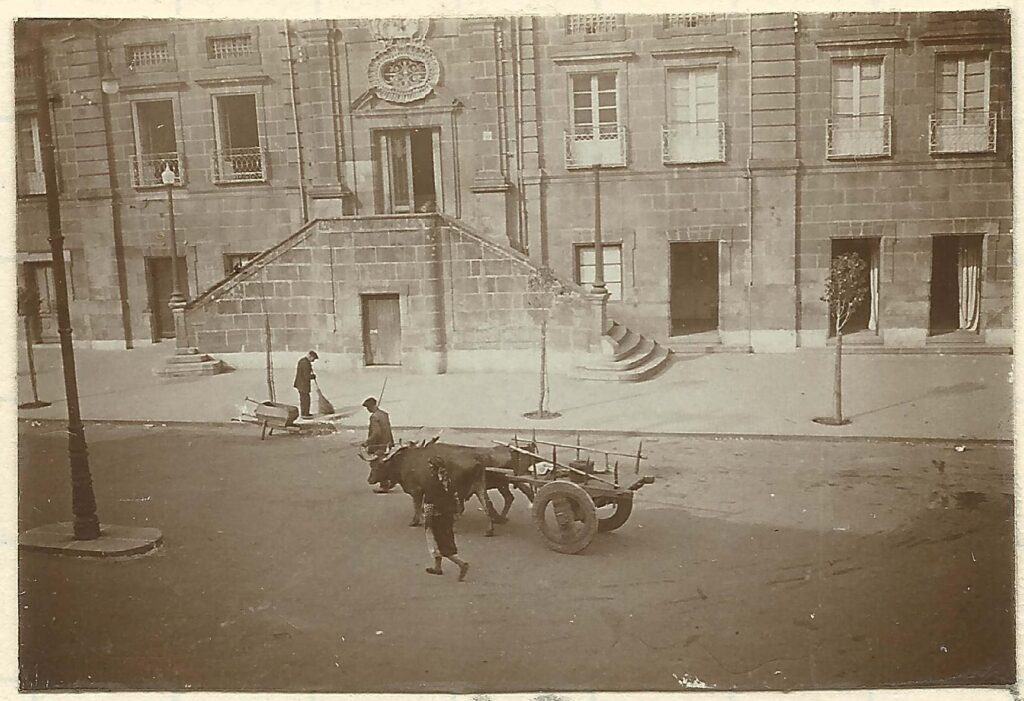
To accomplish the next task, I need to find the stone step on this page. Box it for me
[583,337,657,372]
[577,344,671,382]
[611,328,642,361]
[668,341,753,355]
[841,344,1012,356]
[153,358,225,377]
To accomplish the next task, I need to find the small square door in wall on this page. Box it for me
[362,294,402,366]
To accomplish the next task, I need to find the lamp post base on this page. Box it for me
[19,522,162,558]
[155,347,226,377]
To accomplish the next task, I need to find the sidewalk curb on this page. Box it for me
[17,417,1011,446]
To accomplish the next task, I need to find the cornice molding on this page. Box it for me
[651,45,736,60]
[193,74,272,87]
[550,50,636,65]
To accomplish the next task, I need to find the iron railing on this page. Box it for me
[564,126,628,169]
[826,114,892,159]
[662,121,726,164]
[131,152,183,188]
[929,112,997,154]
[211,147,267,183]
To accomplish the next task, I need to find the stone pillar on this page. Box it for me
[295,21,350,218]
[466,17,514,245]
[586,290,613,359]
[747,13,799,352]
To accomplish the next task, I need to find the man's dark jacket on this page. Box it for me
[293,356,315,392]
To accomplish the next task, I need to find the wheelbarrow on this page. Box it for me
[245,397,300,440]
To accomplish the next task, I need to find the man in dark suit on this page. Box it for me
[293,350,318,419]
[362,396,395,493]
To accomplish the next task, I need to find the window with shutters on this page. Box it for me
[663,66,725,164]
[930,55,995,154]
[565,72,626,168]
[575,244,623,301]
[827,58,891,158]
[16,113,45,196]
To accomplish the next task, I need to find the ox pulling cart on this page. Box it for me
[488,437,655,554]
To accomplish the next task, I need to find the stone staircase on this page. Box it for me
[576,321,672,382]
[153,346,225,377]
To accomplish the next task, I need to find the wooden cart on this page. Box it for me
[245,397,300,440]
[488,437,655,554]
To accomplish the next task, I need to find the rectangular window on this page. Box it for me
[207,34,254,61]
[576,244,623,301]
[663,66,725,164]
[16,114,45,196]
[566,14,619,36]
[212,94,266,183]
[827,58,891,158]
[131,99,181,187]
[224,253,258,275]
[126,42,172,68]
[930,56,994,154]
[565,72,626,168]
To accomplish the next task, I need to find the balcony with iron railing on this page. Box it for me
[211,147,267,183]
[564,126,628,169]
[826,114,892,159]
[929,112,997,155]
[662,121,726,164]
[131,153,184,188]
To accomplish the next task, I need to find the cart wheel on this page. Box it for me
[597,496,633,533]
[531,481,598,554]
[260,422,268,440]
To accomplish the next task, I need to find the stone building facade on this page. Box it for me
[14,12,1012,374]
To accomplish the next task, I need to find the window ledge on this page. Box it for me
[551,50,636,65]
[815,28,906,50]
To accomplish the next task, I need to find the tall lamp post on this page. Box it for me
[161,163,185,309]
[161,163,192,354]
[29,26,100,540]
[591,164,607,294]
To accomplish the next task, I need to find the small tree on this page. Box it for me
[524,266,567,420]
[815,252,869,426]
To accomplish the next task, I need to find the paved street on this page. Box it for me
[18,422,1014,693]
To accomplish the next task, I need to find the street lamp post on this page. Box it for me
[30,28,100,540]
[592,164,606,294]
[161,164,188,347]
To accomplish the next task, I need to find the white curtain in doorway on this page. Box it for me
[868,245,880,332]
[958,239,981,330]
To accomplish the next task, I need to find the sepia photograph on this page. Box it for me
[11,4,1016,696]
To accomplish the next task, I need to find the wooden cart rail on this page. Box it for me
[491,441,619,488]
[525,438,647,461]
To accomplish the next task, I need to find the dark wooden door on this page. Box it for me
[146,257,188,339]
[362,294,402,366]
[669,242,719,336]
[25,262,58,343]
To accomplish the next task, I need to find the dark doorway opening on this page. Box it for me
[829,238,878,336]
[930,235,982,335]
[146,256,189,340]
[362,294,402,366]
[376,128,439,214]
[23,261,58,343]
[670,241,719,336]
